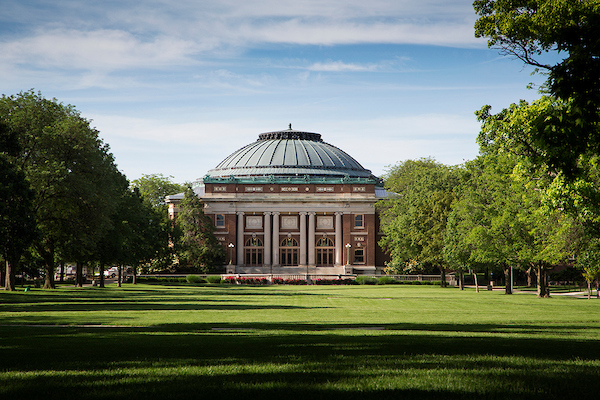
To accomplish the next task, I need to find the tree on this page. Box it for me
[0,121,36,290]
[445,148,576,297]
[577,240,600,299]
[176,186,226,273]
[474,0,600,177]
[131,173,183,210]
[0,90,124,288]
[378,158,460,287]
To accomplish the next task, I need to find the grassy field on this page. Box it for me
[1,283,599,399]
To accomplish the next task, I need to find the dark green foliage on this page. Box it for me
[0,121,36,290]
[205,275,223,284]
[0,90,125,288]
[185,275,200,284]
[176,186,226,273]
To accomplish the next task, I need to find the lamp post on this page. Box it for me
[228,243,235,265]
[345,243,351,266]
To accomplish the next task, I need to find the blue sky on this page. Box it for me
[0,0,550,183]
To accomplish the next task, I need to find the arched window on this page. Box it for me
[316,237,334,247]
[280,237,298,266]
[244,237,263,266]
[316,237,334,267]
[245,237,263,247]
[281,237,298,247]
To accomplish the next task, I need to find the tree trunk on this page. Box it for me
[4,260,15,291]
[59,262,65,283]
[76,262,84,287]
[42,253,55,289]
[99,263,105,288]
[458,269,464,290]
[132,266,137,285]
[587,280,592,300]
[504,266,512,294]
[473,271,479,293]
[438,265,447,287]
[526,266,537,288]
[117,265,122,288]
[537,264,550,298]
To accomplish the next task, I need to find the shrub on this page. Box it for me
[284,278,307,285]
[186,275,204,284]
[355,276,378,285]
[237,277,269,285]
[223,276,237,284]
[377,276,397,285]
[272,277,284,285]
[206,275,223,284]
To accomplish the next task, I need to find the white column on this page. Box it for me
[272,212,280,266]
[299,212,307,265]
[237,211,244,266]
[263,212,271,266]
[308,212,316,265]
[335,212,343,266]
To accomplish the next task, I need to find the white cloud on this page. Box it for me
[307,61,379,72]
[1,29,200,72]
[0,0,481,80]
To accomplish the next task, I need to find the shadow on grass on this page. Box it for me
[1,323,599,400]
[2,285,599,399]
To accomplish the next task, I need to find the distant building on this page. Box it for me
[166,126,391,274]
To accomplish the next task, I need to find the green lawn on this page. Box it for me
[1,284,599,399]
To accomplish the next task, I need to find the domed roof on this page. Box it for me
[206,127,374,179]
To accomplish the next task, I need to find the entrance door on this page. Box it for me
[245,237,263,266]
[280,237,299,266]
[316,237,334,266]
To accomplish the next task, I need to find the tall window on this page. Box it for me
[216,214,225,228]
[280,237,298,266]
[316,237,334,267]
[354,248,365,264]
[354,214,364,228]
[245,237,263,266]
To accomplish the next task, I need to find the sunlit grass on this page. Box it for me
[1,284,599,399]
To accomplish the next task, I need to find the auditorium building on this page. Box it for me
[166,126,391,275]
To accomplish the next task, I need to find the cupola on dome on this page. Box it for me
[206,126,374,179]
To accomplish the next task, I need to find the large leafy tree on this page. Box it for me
[0,121,37,290]
[445,148,577,296]
[95,187,170,286]
[378,158,460,287]
[176,186,226,273]
[577,239,600,299]
[0,90,124,288]
[474,0,600,177]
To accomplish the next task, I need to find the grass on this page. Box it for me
[1,284,599,399]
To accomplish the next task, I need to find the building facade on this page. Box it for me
[167,127,390,275]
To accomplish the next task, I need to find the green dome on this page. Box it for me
[206,128,374,179]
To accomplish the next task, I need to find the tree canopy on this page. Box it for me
[176,186,226,273]
[0,90,126,288]
[474,0,600,177]
[131,173,183,210]
[378,158,460,286]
